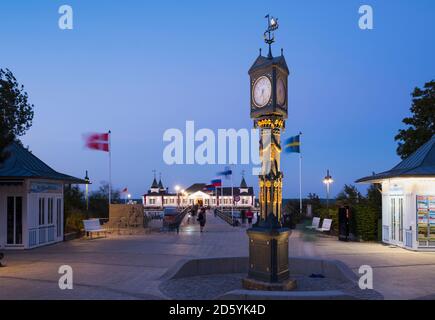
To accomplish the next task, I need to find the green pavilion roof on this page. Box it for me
[357,135,435,183]
[0,141,87,184]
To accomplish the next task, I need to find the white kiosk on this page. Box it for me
[0,142,86,250]
[357,135,435,251]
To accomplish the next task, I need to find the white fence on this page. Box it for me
[382,225,389,243]
[29,225,56,248]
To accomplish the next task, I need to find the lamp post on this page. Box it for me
[84,170,90,211]
[175,185,180,208]
[323,169,334,210]
[181,189,185,207]
[127,193,131,204]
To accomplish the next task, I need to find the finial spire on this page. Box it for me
[264,14,279,59]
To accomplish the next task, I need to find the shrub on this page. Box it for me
[353,204,378,241]
[65,210,86,233]
[282,200,305,228]
[317,207,338,233]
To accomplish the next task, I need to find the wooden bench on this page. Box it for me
[83,219,107,239]
[306,217,321,230]
[316,218,332,232]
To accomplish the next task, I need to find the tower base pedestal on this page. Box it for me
[245,226,293,290]
[242,277,297,291]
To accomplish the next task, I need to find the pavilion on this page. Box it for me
[357,135,435,250]
[143,176,255,209]
[0,142,87,250]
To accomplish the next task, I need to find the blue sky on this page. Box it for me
[1,0,434,198]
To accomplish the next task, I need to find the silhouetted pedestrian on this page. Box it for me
[198,208,206,232]
[246,209,253,226]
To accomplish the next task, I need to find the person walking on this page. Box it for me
[241,209,246,226]
[198,207,206,233]
[191,204,198,224]
[246,209,254,226]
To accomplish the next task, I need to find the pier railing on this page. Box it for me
[214,208,238,226]
[163,206,191,231]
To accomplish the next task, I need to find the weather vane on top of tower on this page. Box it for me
[264,14,279,58]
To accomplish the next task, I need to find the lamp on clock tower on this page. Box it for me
[242,15,296,291]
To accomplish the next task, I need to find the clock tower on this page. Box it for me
[243,15,295,291]
[249,48,289,120]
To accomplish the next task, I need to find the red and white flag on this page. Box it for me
[121,187,128,193]
[84,132,110,152]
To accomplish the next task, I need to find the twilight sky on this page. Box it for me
[1,0,434,199]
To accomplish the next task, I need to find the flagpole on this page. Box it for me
[299,132,302,215]
[231,167,234,224]
[221,179,223,212]
[108,130,112,206]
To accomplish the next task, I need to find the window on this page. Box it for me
[48,198,54,224]
[391,198,396,240]
[56,199,62,237]
[7,196,23,245]
[39,198,45,226]
[149,198,156,205]
[399,198,403,242]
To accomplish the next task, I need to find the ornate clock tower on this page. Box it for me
[243,15,296,290]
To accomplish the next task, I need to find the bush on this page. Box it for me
[317,207,338,233]
[282,200,305,228]
[65,210,86,233]
[353,204,378,241]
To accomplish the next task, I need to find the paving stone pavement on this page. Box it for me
[1,212,435,300]
[159,273,383,300]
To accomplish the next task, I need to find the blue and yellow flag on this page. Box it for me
[284,135,301,153]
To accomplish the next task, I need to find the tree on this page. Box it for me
[336,184,363,206]
[0,68,34,162]
[366,183,382,215]
[282,199,304,228]
[64,185,85,214]
[395,80,435,159]
[307,193,321,213]
[88,182,120,218]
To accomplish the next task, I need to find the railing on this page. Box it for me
[163,207,191,231]
[405,229,413,248]
[382,225,389,243]
[215,209,237,226]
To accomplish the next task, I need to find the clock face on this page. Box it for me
[253,76,272,108]
[277,78,286,106]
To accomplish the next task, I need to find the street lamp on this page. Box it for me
[175,185,181,207]
[127,194,131,204]
[181,189,185,207]
[323,169,334,210]
[84,170,90,211]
